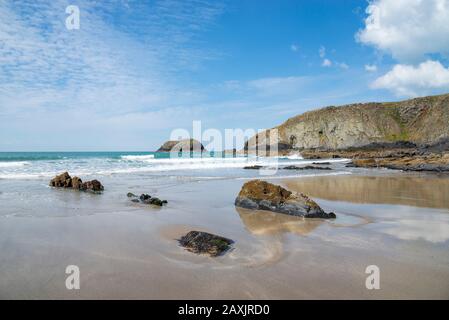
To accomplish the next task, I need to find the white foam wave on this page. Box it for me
[284,154,303,160]
[121,155,252,164]
[0,173,51,179]
[0,161,30,168]
[121,154,155,161]
[97,160,264,175]
[0,156,351,180]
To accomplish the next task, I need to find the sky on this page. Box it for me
[1,0,449,151]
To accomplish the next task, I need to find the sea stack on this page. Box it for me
[156,138,206,152]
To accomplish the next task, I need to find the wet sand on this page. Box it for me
[0,173,449,299]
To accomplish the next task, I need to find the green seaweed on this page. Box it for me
[210,239,230,251]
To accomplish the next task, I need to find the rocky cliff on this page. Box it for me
[247,93,449,150]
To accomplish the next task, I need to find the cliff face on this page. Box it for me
[248,93,449,150]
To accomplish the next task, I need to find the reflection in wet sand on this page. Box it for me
[283,174,449,209]
[236,207,323,236]
[158,222,288,268]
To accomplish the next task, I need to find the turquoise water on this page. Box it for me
[0,151,351,180]
[0,151,211,161]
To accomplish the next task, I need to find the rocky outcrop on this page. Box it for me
[127,192,167,206]
[234,180,336,218]
[178,231,233,257]
[348,153,449,172]
[49,172,104,192]
[283,165,331,170]
[297,138,449,172]
[246,93,449,151]
[156,139,206,152]
[243,165,265,170]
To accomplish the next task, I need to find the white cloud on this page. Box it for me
[357,0,449,62]
[337,62,349,70]
[365,64,378,72]
[0,0,226,150]
[319,46,326,58]
[247,76,309,94]
[322,59,332,67]
[290,44,299,52]
[371,60,449,97]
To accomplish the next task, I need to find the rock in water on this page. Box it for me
[178,231,233,257]
[243,165,265,169]
[283,165,332,170]
[128,193,168,206]
[71,177,83,189]
[49,172,104,193]
[156,139,206,152]
[235,180,336,219]
[49,172,72,188]
[80,179,104,192]
[140,193,152,202]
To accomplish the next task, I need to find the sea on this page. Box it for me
[0,151,351,180]
[1,151,449,299]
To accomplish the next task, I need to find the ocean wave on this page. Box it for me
[0,161,30,168]
[0,173,51,179]
[0,155,351,180]
[98,158,350,174]
[120,155,251,164]
[284,154,304,160]
[121,154,155,161]
[97,160,264,174]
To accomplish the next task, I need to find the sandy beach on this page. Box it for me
[3,0,449,306]
[1,161,448,299]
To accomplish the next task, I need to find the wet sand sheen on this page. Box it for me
[282,174,449,209]
[0,172,449,299]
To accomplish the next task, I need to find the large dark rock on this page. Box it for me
[178,231,233,257]
[235,180,336,219]
[49,172,103,193]
[156,139,206,152]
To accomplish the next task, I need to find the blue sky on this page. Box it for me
[1,0,449,151]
